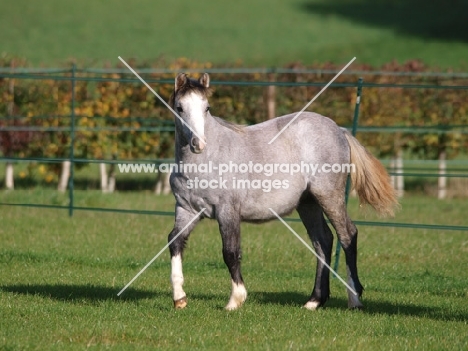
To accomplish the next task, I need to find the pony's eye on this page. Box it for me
[177,106,183,113]
[206,106,210,112]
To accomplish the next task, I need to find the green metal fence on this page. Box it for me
[1,67,467,236]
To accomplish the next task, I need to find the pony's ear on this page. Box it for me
[175,73,188,91]
[198,73,210,88]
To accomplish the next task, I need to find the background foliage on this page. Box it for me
[1,58,468,183]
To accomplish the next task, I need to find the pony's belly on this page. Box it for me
[239,188,303,222]
[171,171,306,221]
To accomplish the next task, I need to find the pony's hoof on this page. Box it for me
[225,302,242,311]
[225,297,246,311]
[348,300,364,310]
[225,281,247,311]
[303,300,321,310]
[174,296,187,309]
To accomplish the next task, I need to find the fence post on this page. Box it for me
[438,149,447,199]
[264,68,276,120]
[395,148,404,197]
[333,77,363,273]
[68,64,76,217]
[5,60,15,190]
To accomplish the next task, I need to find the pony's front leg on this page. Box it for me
[169,206,202,309]
[218,209,247,310]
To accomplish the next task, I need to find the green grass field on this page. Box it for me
[0,190,467,350]
[2,1,467,348]
[2,0,468,68]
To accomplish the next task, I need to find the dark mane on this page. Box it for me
[169,74,243,133]
[213,116,245,133]
[169,77,212,108]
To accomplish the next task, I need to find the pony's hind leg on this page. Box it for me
[169,206,202,309]
[217,207,247,310]
[318,195,364,309]
[297,202,333,310]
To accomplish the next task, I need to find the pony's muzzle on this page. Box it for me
[190,137,206,154]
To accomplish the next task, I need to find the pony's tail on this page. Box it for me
[343,130,399,217]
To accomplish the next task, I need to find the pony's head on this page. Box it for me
[170,73,211,154]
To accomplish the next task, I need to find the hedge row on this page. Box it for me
[1,57,467,182]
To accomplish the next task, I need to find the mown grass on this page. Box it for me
[0,190,467,350]
[1,0,468,68]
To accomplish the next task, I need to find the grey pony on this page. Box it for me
[167,73,398,311]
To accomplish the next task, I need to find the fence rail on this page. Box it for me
[2,72,468,90]
[1,202,467,233]
[2,66,468,78]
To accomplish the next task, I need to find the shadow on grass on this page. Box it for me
[3,284,466,322]
[361,298,467,323]
[0,283,159,302]
[298,0,468,43]
[248,291,467,322]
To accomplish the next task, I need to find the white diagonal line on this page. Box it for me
[118,56,206,144]
[268,208,357,296]
[268,57,356,144]
[117,208,206,296]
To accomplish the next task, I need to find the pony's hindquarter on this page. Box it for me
[343,131,399,217]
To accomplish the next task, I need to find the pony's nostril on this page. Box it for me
[190,137,205,153]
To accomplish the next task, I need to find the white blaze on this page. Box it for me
[179,92,207,146]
